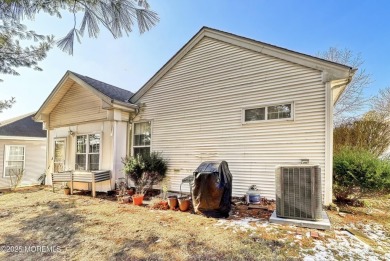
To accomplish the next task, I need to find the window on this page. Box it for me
[54,138,66,173]
[3,145,25,177]
[133,122,151,156]
[75,134,100,171]
[244,103,292,122]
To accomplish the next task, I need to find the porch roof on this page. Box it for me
[34,71,137,122]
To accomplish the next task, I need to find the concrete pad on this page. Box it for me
[269,211,331,230]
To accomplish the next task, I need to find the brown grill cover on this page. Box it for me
[192,161,232,218]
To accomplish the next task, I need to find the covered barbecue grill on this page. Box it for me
[192,161,232,218]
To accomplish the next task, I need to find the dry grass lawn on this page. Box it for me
[0,187,284,261]
[1,187,389,260]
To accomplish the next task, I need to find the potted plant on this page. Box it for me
[122,152,168,206]
[167,195,178,210]
[64,184,71,195]
[132,173,149,206]
[178,196,190,211]
[159,177,170,208]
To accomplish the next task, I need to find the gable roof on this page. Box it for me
[129,26,356,104]
[70,71,133,102]
[34,71,137,122]
[0,112,46,138]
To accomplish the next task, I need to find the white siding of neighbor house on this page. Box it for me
[134,37,328,201]
[50,82,107,128]
[0,139,46,189]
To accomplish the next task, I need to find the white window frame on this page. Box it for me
[242,102,294,124]
[3,145,25,178]
[53,138,67,173]
[74,132,102,171]
[131,120,152,157]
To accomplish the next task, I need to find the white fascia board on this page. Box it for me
[130,27,355,104]
[111,100,138,111]
[204,29,354,80]
[34,71,73,121]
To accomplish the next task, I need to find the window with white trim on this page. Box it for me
[75,134,100,171]
[133,122,151,156]
[3,145,25,177]
[244,103,292,122]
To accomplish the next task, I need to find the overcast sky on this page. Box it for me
[1,0,389,121]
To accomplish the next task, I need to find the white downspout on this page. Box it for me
[324,82,333,205]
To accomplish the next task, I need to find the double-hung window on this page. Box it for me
[3,145,25,177]
[75,134,100,171]
[244,103,293,123]
[133,122,151,157]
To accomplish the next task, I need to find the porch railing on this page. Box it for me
[52,170,111,197]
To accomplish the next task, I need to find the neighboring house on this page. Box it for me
[0,113,47,189]
[34,27,355,204]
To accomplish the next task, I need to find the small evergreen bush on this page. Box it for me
[333,148,390,203]
[122,152,168,194]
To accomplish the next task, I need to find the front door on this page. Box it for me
[54,138,66,172]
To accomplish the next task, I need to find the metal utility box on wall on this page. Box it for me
[275,165,322,221]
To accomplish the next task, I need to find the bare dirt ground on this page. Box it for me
[0,186,389,261]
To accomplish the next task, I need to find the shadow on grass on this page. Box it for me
[1,200,84,260]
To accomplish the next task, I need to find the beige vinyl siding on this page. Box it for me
[0,139,46,189]
[50,83,107,128]
[121,111,130,122]
[136,37,327,200]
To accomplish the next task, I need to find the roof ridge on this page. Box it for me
[70,71,124,90]
[69,71,134,102]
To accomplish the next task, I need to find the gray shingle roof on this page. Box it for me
[0,113,46,138]
[70,71,134,102]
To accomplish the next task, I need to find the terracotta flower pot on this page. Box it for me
[178,197,190,212]
[167,195,178,210]
[132,194,144,206]
[64,188,70,195]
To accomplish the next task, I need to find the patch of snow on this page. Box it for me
[215,217,266,232]
[302,230,384,261]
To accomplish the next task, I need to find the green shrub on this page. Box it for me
[122,155,145,186]
[333,148,390,203]
[122,152,168,194]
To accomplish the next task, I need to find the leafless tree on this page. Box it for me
[317,47,372,125]
[372,87,390,118]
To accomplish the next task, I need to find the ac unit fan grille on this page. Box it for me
[276,166,322,221]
